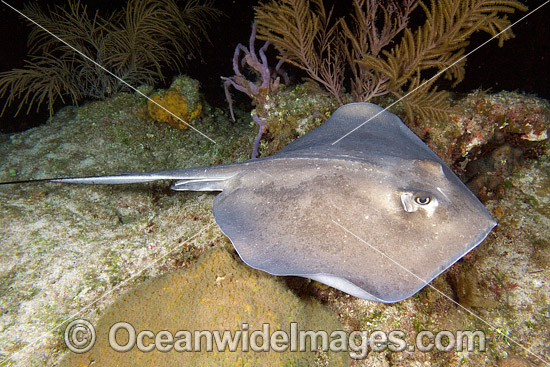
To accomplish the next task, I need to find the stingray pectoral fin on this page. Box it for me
[308,274,387,302]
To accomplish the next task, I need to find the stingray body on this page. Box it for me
[8,103,496,302]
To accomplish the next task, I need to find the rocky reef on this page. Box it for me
[0,80,549,366]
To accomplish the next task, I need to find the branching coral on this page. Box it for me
[254,0,527,122]
[340,0,417,102]
[221,23,289,121]
[254,0,346,104]
[361,0,528,122]
[0,0,222,117]
[221,22,289,158]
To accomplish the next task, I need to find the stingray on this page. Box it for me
[2,102,496,302]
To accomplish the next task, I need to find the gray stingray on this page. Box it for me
[4,102,496,302]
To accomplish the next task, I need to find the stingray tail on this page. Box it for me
[0,169,237,192]
[0,173,187,186]
[0,160,250,191]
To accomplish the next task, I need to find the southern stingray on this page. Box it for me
[2,102,496,303]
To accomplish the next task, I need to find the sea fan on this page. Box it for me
[0,0,222,116]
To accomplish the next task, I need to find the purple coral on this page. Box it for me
[221,22,289,158]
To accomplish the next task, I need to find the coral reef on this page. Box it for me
[0,0,222,117]
[226,0,531,159]
[0,85,253,366]
[406,90,550,199]
[465,141,524,198]
[254,0,527,122]
[221,23,289,122]
[451,91,549,165]
[250,82,340,157]
[59,247,349,366]
[1,88,550,366]
[221,22,290,158]
[0,10,548,360]
[147,76,203,130]
[221,23,345,158]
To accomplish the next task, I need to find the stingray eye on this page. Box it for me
[400,192,437,214]
[414,196,431,205]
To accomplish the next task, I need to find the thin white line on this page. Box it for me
[1,0,217,145]
[256,168,273,178]
[2,221,215,367]
[332,1,550,146]
[331,220,550,366]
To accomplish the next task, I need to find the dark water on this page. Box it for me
[0,0,548,132]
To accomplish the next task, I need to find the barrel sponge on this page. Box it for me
[60,247,349,366]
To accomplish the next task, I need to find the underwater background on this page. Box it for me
[0,0,549,366]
